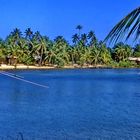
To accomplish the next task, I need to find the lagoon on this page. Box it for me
[0,69,140,139]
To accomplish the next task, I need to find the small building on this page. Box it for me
[6,55,18,65]
[128,57,140,65]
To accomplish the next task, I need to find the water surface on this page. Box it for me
[0,69,140,139]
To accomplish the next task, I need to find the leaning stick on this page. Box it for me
[0,71,49,89]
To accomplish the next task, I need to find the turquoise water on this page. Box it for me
[0,69,140,139]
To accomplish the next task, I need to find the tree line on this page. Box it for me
[0,25,140,68]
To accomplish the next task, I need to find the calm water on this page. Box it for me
[0,69,140,140]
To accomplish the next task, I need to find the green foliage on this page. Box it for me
[118,60,135,68]
[112,42,132,62]
[0,27,139,68]
[98,42,112,64]
[0,49,5,59]
[134,44,140,57]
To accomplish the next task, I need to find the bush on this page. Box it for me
[118,60,136,68]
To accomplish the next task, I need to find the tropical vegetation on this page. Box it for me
[0,25,139,68]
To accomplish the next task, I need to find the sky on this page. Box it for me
[0,0,140,43]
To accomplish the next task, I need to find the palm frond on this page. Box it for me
[105,7,140,45]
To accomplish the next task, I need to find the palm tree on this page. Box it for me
[105,7,140,44]
[0,39,6,63]
[33,31,42,42]
[80,47,92,65]
[91,47,100,65]
[53,36,70,66]
[25,28,33,40]
[0,38,5,49]
[5,34,29,65]
[72,34,79,44]
[33,36,48,66]
[112,43,132,62]
[88,31,98,47]
[81,33,87,46]
[98,42,112,64]
[68,46,80,64]
[76,25,83,37]
[45,36,69,67]
[54,36,67,44]
[11,28,22,42]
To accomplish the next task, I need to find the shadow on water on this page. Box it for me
[0,132,92,140]
[0,132,23,140]
[0,132,138,140]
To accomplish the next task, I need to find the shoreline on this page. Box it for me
[0,64,139,70]
[0,64,111,70]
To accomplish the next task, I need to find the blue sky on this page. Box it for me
[0,0,140,42]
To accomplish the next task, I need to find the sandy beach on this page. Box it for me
[0,64,108,70]
[0,64,56,70]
